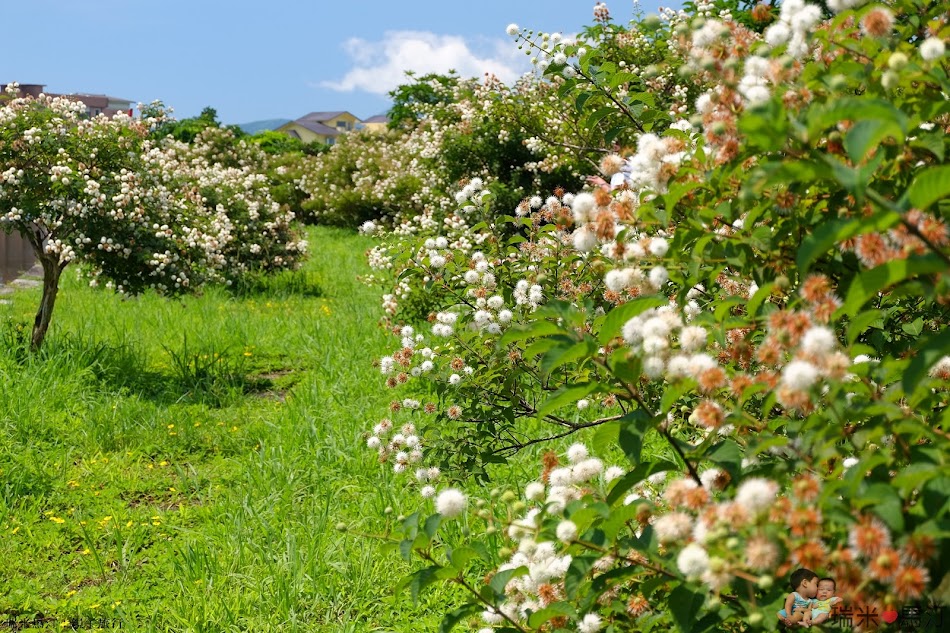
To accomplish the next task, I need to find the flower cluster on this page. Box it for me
[0,87,306,348]
[360,1,950,631]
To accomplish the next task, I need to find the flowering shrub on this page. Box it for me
[297,127,432,227]
[297,69,597,229]
[0,88,306,350]
[149,127,307,278]
[361,1,950,631]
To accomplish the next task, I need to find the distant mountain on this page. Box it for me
[237,119,291,134]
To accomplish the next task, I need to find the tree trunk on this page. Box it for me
[30,253,63,352]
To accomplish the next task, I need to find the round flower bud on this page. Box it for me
[887,52,908,70]
[881,70,899,91]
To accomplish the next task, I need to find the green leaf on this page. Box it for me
[527,602,577,628]
[591,420,620,455]
[738,99,788,152]
[607,460,678,505]
[713,296,745,322]
[540,338,597,376]
[910,133,945,161]
[618,409,651,464]
[401,565,442,605]
[586,106,617,130]
[536,382,599,418]
[748,159,827,192]
[796,211,899,274]
[524,337,560,358]
[489,565,527,597]
[575,91,591,114]
[844,118,903,164]
[902,317,923,337]
[598,295,669,344]
[660,380,693,414]
[599,503,640,540]
[892,463,939,496]
[746,282,775,317]
[824,156,860,191]
[807,98,909,140]
[846,309,883,345]
[564,556,598,599]
[401,512,420,534]
[499,320,562,346]
[922,476,950,517]
[861,483,905,532]
[399,538,414,561]
[903,327,950,394]
[449,546,479,569]
[663,181,701,211]
[424,513,442,539]
[906,165,950,211]
[706,440,742,483]
[670,583,706,633]
[604,124,627,146]
[822,151,886,192]
[608,71,640,89]
[640,576,669,599]
[840,254,947,317]
[439,604,481,633]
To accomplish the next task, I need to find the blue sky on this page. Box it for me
[3,0,666,125]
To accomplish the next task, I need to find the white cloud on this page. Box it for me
[321,30,527,95]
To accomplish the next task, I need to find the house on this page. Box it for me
[359,114,390,132]
[0,83,45,98]
[66,93,134,118]
[276,111,361,146]
[0,83,133,117]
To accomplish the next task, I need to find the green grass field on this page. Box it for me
[0,226,459,632]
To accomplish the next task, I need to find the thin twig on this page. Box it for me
[493,415,625,455]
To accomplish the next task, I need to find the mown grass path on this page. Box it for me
[0,227,445,632]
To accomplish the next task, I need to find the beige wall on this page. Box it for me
[277,113,363,145]
[0,230,35,283]
[277,122,330,145]
[322,113,359,131]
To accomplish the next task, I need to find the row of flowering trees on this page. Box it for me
[287,68,622,228]
[358,0,949,631]
[0,87,307,350]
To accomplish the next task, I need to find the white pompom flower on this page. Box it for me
[435,488,468,518]
[677,543,710,577]
[920,37,945,61]
[556,520,578,543]
[735,478,778,515]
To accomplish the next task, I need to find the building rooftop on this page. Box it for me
[297,111,353,122]
[287,119,340,137]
